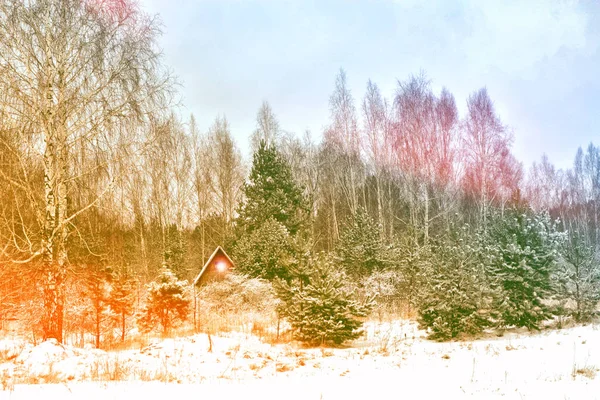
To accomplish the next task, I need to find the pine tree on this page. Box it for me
[236,140,307,237]
[556,231,600,322]
[336,207,387,276]
[138,267,190,336]
[274,255,373,346]
[416,227,491,340]
[485,209,564,330]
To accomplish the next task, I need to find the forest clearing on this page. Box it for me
[1,320,599,399]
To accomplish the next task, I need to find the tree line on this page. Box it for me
[0,0,598,345]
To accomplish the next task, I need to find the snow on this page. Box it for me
[1,320,599,399]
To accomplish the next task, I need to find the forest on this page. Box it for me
[0,0,599,348]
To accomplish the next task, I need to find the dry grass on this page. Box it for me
[275,363,294,373]
[0,341,25,363]
[0,368,14,391]
[574,366,598,379]
[571,364,600,380]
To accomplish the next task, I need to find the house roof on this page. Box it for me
[192,246,235,286]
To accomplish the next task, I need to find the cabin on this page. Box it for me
[193,246,236,287]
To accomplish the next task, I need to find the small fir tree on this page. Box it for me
[394,232,428,314]
[485,209,564,330]
[336,207,387,277]
[138,267,190,335]
[275,255,373,346]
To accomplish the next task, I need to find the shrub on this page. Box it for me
[416,230,491,340]
[195,273,278,333]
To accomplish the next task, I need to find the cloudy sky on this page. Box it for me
[140,0,599,170]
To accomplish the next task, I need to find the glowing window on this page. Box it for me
[216,261,227,272]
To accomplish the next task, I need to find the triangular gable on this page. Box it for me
[193,246,235,286]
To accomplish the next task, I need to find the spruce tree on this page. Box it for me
[236,140,307,237]
[485,209,564,330]
[336,207,387,277]
[274,255,373,346]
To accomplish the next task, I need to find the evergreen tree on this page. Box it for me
[416,227,492,340]
[138,267,190,335]
[236,140,307,237]
[275,255,373,346]
[556,231,600,321]
[232,218,296,281]
[336,207,387,276]
[485,209,564,330]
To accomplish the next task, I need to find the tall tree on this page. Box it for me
[326,68,363,216]
[462,88,521,226]
[190,114,213,265]
[206,116,244,243]
[362,80,389,234]
[392,74,459,244]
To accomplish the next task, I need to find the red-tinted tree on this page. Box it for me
[462,88,522,224]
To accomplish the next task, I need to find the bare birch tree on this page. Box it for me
[0,0,171,342]
[206,116,244,242]
[327,68,363,216]
[250,101,280,153]
[362,79,388,236]
[462,88,519,226]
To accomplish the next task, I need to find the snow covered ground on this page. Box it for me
[1,320,599,399]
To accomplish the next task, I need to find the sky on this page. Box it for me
[139,0,600,170]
